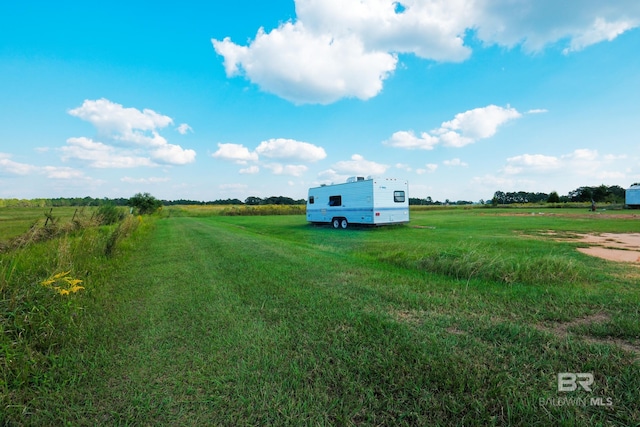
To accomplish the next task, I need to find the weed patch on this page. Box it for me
[0,212,143,422]
[408,243,587,286]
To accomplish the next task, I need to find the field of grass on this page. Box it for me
[2,207,639,425]
[0,206,90,241]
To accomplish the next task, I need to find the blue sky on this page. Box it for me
[1,1,639,202]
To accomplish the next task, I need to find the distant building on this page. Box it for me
[626,184,640,208]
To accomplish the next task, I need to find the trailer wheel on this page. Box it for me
[340,219,348,229]
[332,218,340,229]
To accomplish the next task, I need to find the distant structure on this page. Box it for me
[306,177,409,228]
[626,184,640,209]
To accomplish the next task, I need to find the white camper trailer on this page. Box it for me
[626,184,640,208]
[306,177,409,228]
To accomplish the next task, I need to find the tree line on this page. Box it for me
[409,197,473,206]
[0,195,306,208]
[491,185,626,205]
[0,184,629,209]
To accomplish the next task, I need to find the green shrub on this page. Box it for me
[96,204,126,225]
[128,193,162,215]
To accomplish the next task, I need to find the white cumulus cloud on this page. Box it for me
[416,163,439,174]
[0,153,38,175]
[67,99,195,166]
[332,154,389,175]
[255,138,327,162]
[473,1,640,53]
[384,130,439,150]
[213,22,397,104]
[443,158,468,167]
[0,152,91,181]
[213,138,327,176]
[61,137,155,168]
[503,154,561,175]
[501,149,628,182]
[213,0,640,104]
[211,143,259,164]
[239,165,260,174]
[386,105,522,150]
[264,163,309,177]
[176,123,193,135]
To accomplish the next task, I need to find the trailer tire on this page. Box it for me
[332,218,340,229]
[340,219,348,229]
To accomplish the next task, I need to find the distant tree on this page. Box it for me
[606,185,625,203]
[568,185,624,203]
[128,192,162,215]
[245,196,262,205]
[492,191,505,205]
[547,191,560,203]
[210,198,243,205]
[262,196,297,205]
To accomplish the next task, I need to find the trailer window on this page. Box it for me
[394,191,405,203]
[309,196,314,204]
[329,195,342,206]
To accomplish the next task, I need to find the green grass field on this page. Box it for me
[2,207,639,425]
[0,206,94,241]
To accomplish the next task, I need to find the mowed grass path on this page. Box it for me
[43,214,639,425]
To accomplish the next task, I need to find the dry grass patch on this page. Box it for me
[535,313,640,362]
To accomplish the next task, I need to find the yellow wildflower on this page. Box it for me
[41,271,84,296]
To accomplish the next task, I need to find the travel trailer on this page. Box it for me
[626,184,640,208]
[306,177,409,228]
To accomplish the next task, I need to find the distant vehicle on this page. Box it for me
[626,184,640,208]
[306,176,409,228]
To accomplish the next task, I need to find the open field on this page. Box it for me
[2,207,639,425]
[0,206,96,241]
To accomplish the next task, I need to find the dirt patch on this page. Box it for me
[577,247,640,263]
[572,233,640,249]
[489,212,640,220]
[536,313,640,361]
[390,309,427,325]
[540,231,640,263]
[445,326,466,335]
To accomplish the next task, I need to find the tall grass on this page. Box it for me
[0,212,142,419]
[162,204,306,217]
[220,205,305,216]
[412,243,585,285]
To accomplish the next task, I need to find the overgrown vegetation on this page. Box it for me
[1,208,142,422]
[219,204,306,216]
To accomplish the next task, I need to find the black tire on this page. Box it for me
[340,218,348,229]
[332,218,340,229]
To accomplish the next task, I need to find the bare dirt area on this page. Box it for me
[571,233,640,263]
[535,231,640,263]
[489,211,640,220]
